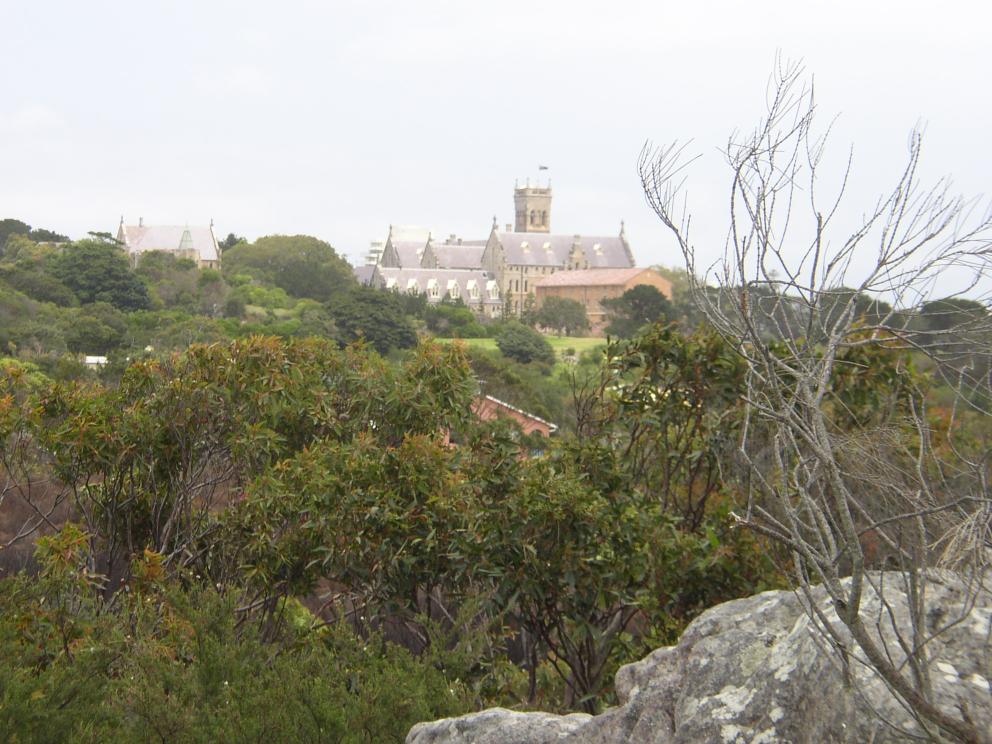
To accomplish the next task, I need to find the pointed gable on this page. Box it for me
[118,221,220,266]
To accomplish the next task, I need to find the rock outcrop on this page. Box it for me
[407,572,991,743]
[406,709,592,744]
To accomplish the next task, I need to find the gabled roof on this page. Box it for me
[386,240,426,268]
[120,224,219,263]
[535,267,654,287]
[473,394,558,434]
[493,231,633,268]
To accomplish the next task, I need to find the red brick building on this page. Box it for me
[534,267,673,334]
[471,395,558,437]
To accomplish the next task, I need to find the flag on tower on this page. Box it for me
[538,165,549,170]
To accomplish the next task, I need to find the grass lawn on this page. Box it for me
[434,335,607,363]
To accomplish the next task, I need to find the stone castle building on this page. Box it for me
[364,182,641,318]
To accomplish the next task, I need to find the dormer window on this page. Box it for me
[385,277,398,289]
[427,278,440,299]
[467,280,480,299]
[447,279,460,299]
[487,280,500,300]
[406,278,420,293]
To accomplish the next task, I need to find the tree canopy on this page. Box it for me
[223,234,354,302]
[534,296,590,336]
[48,240,150,312]
[602,284,673,338]
[0,218,68,254]
[326,285,418,354]
[495,321,555,365]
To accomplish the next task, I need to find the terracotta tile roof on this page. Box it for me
[534,267,650,287]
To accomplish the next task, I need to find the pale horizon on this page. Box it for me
[3,0,989,276]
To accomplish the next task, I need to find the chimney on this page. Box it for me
[138,216,143,227]
[505,224,512,233]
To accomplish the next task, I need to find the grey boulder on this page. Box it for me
[407,571,991,743]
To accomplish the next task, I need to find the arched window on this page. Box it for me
[427,278,440,299]
[447,279,460,299]
[530,210,536,226]
[541,211,547,226]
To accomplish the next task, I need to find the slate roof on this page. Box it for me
[353,265,376,285]
[428,243,486,270]
[494,231,632,268]
[535,267,651,287]
[120,224,220,263]
[388,240,426,268]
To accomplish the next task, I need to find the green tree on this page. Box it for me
[602,284,673,338]
[919,296,988,332]
[463,436,652,712]
[0,218,31,252]
[326,286,417,354]
[495,321,555,365]
[49,241,150,312]
[0,266,77,306]
[580,325,745,531]
[424,299,486,338]
[27,227,68,243]
[223,235,354,302]
[1,234,57,266]
[218,232,246,252]
[534,296,589,336]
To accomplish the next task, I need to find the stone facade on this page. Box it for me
[514,183,552,233]
[370,266,503,317]
[362,183,635,318]
[481,225,634,316]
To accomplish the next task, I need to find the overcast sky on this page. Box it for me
[2,0,989,274]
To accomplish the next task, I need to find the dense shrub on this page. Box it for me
[495,321,555,365]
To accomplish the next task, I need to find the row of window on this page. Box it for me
[383,277,500,301]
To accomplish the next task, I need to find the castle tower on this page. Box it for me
[513,181,552,233]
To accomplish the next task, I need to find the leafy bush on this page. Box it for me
[0,529,475,743]
[495,321,555,365]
